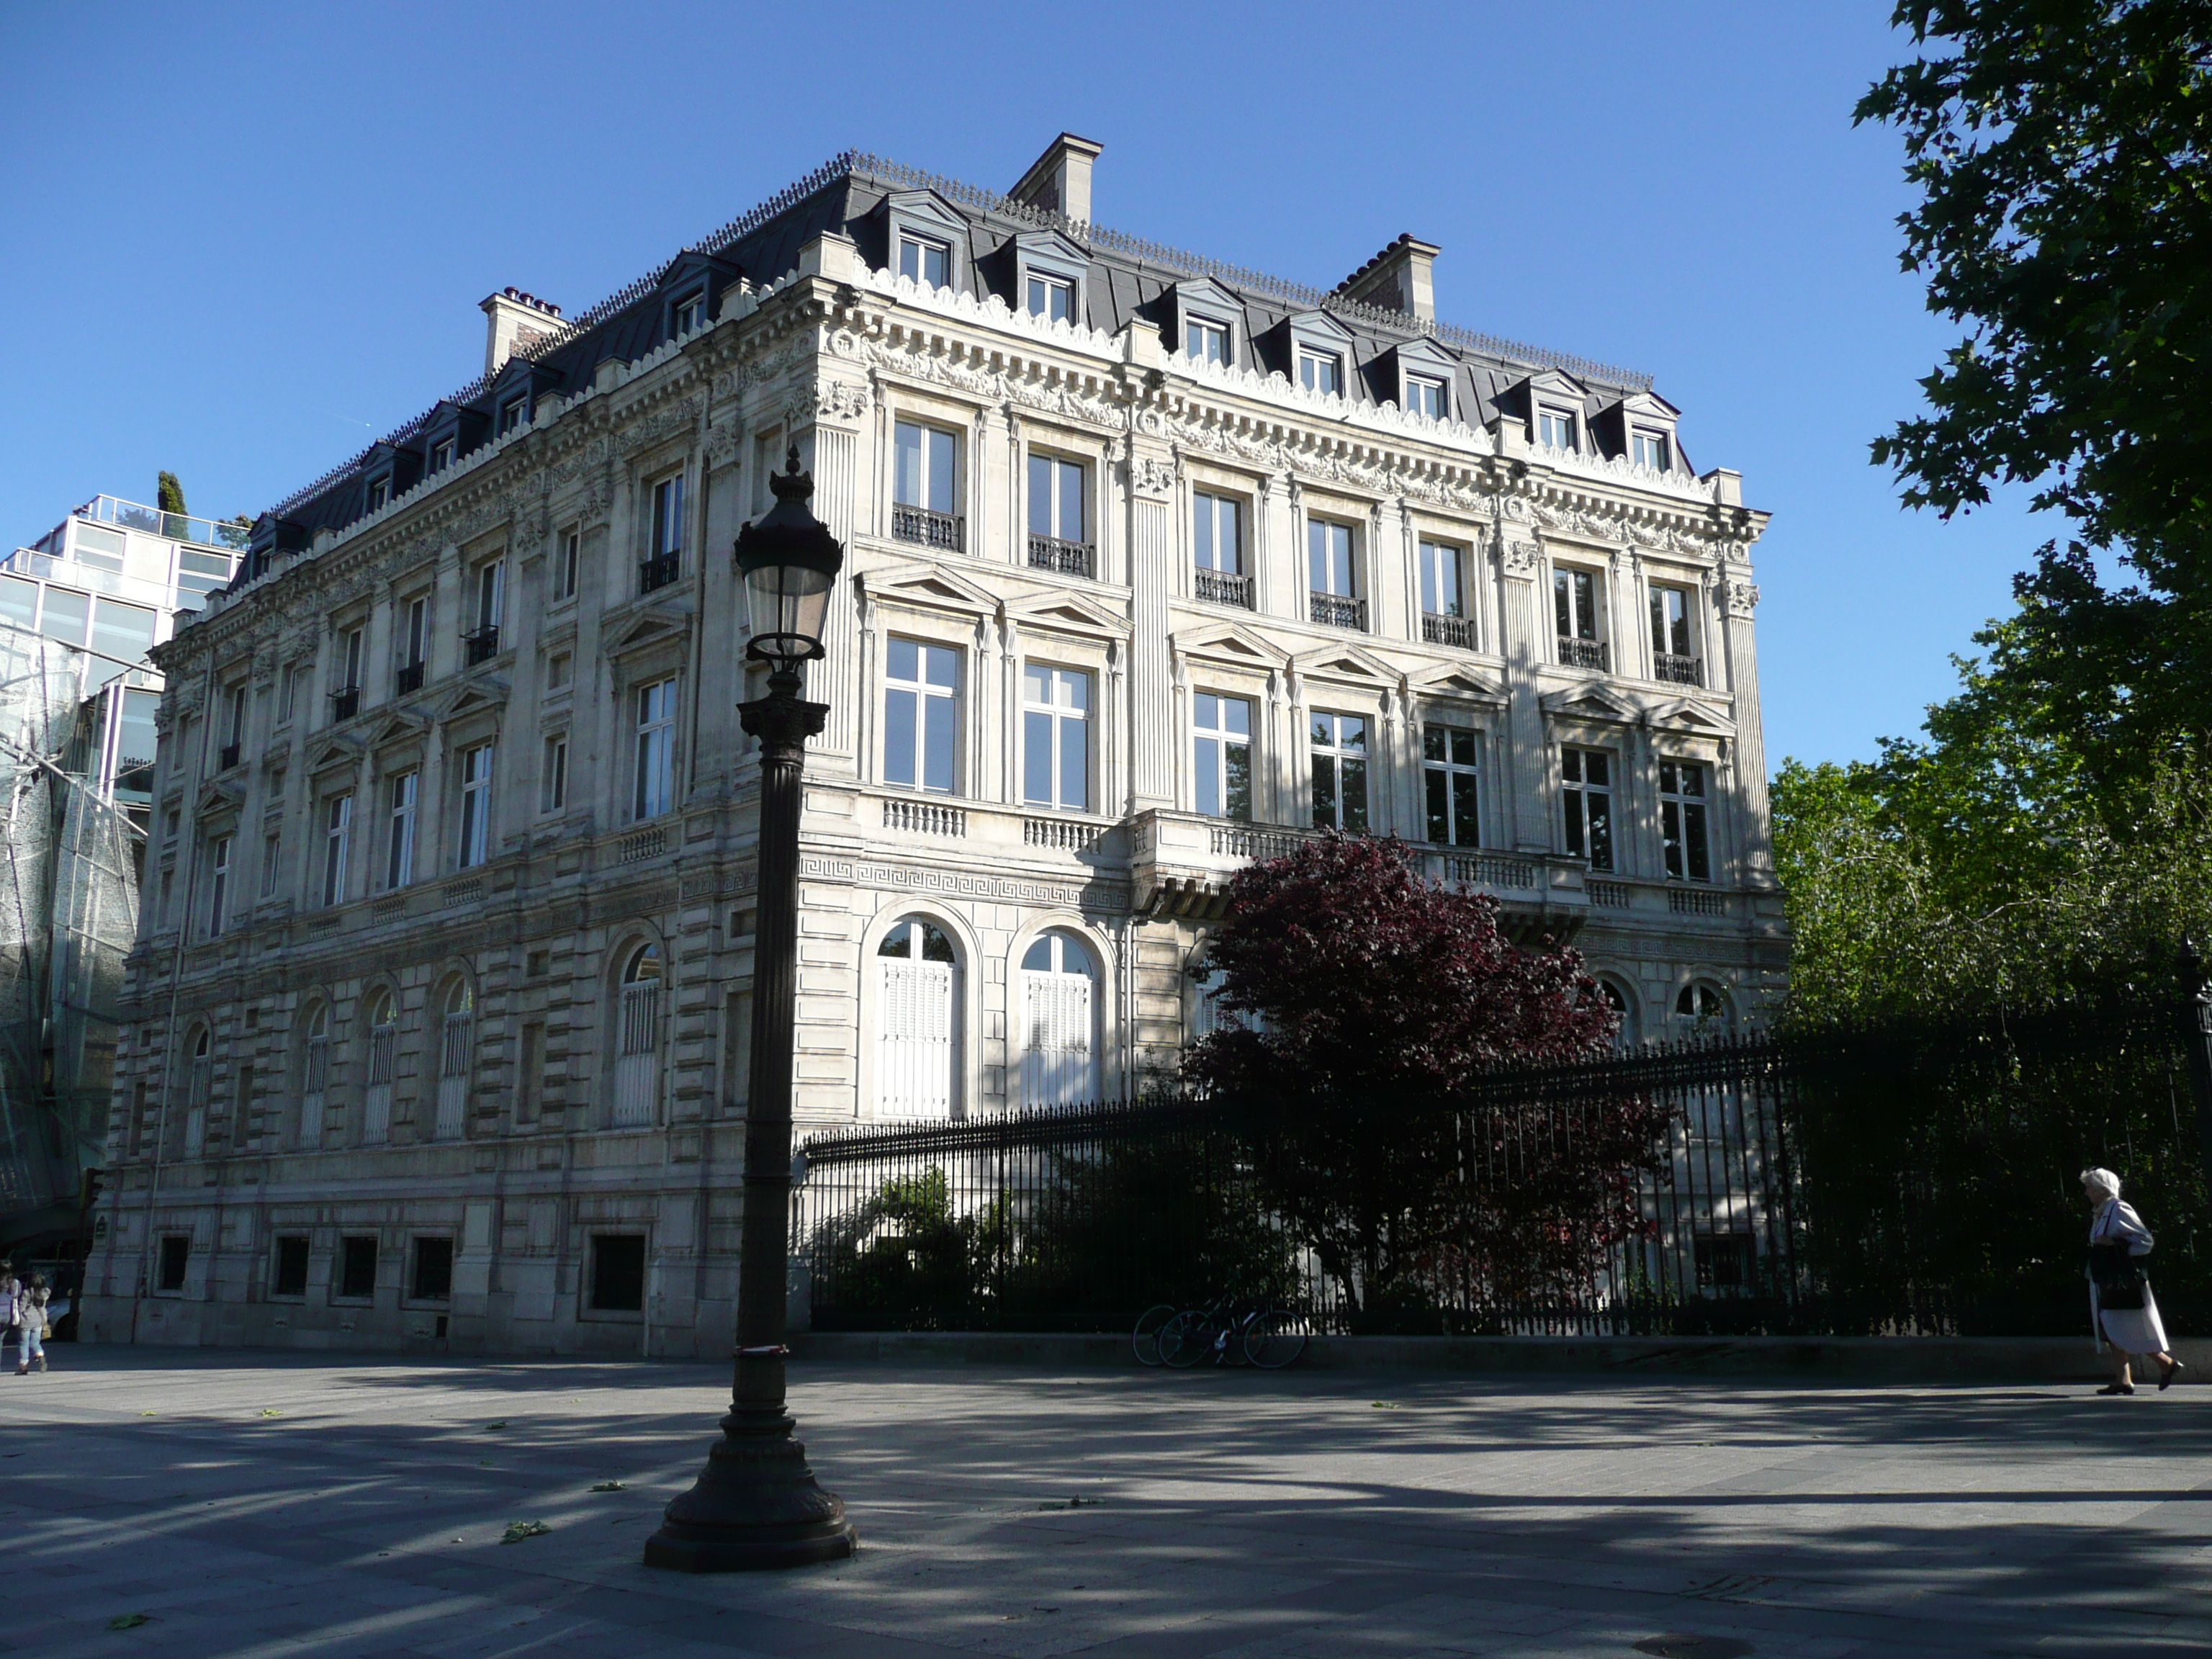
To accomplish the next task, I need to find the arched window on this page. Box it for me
[1601,979,1640,1050]
[1676,981,1731,1033]
[362,989,397,1143]
[876,917,958,1120]
[300,1004,331,1147]
[1190,961,1229,1040]
[612,945,662,1127]
[1020,930,1099,1107]
[182,1027,212,1156]
[435,981,472,1140]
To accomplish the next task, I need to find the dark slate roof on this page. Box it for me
[241,150,1666,580]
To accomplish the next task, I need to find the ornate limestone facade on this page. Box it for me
[81,139,1784,1355]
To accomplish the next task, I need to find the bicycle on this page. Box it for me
[1156,1291,1308,1370]
[1131,1303,1177,1367]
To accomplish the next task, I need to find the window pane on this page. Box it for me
[927,429,956,512]
[1058,714,1087,811]
[1224,738,1251,820]
[1312,755,1336,827]
[885,688,917,786]
[1024,710,1052,805]
[924,643,958,689]
[895,423,922,506]
[1452,771,1478,847]
[1223,696,1250,737]
[1056,459,1083,542]
[41,586,88,647]
[1426,768,1450,843]
[1028,454,1052,537]
[922,690,956,792]
[1195,736,1220,816]
[92,599,156,667]
[1342,758,1367,830]
[1194,495,1215,568]
[888,636,917,682]
[0,577,35,629]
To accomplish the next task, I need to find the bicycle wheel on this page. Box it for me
[1159,1310,1211,1369]
[1242,1310,1309,1370]
[1131,1303,1177,1367]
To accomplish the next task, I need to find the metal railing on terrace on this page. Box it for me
[78,495,251,552]
[1422,612,1478,649]
[893,505,964,553]
[1557,637,1609,671]
[1195,567,1254,608]
[1027,535,1095,578]
[1654,652,1702,687]
[1310,591,1365,631]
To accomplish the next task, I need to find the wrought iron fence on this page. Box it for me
[795,993,2212,1337]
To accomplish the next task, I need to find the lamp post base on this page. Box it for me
[643,1406,855,1572]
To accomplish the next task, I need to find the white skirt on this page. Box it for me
[2095,1283,2169,1356]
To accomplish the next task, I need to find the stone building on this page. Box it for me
[81,136,1784,1354]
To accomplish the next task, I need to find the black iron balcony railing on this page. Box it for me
[1422,612,1478,649]
[218,742,240,771]
[1654,652,1702,686]
[1196,567,1254,608]
[395,661,426,694]
[1310,590,1366,631]
[1557,636,1609,671]
[463,625,501,666]
[1028,534,1095,577]
[639,552,680,594]
[328,685,361,723]
[891,504,964,552]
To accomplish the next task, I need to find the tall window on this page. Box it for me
[876,918,958,1119]
[1562,748,1614,871]
[208,836,231,937]
[671,290,706,334]
[1020,931,1098,1107]
[884,639,958,793]
[557,529,579,601]
[402,596,427,673]
[1424,724,1480,848]
[475,559,504,633]
[1192,693,1252,820]
[1650,585,1696,682]
[1406,374,1448,419]
[279,662,300,724]
[1028,454,1085,547]
[184,1028,212,1156]
[338,626,364,694]
[541,734,569,814]
[1308,520,1355,598]
[634,679,676,819]
[385,771,417,889]
[498,395,529,437]
[1419,539,1464,619]
[1676,983,1730,1030]
[321,793,351,907]
[892,421,959,545]
[457,743,494,868]
[1632,428,1670,469]
[435,981,472,1140]
[1660,760,1712,882]
[1310,713,1369,831]
[897,232,950,288]
[1538,407,1577,449]
[222,682,246,753]
[1555,567,1604,668]
[1022,665,1090,812]
[300,1004,330,1147]
[651,476,685,564]
[367,477,389,512]
[1185,317,1229,364]
[1299,349,1343,395]
[429,437,454,472]
[1194,492,1243,575]
[613,945,662,1126]
[261,831,281,897]
[1026,272,1074,322]
[363,990,396,1143]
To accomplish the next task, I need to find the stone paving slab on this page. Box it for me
[5,1347,2211,1657]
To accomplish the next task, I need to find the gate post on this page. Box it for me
[2182,940,2212,1184]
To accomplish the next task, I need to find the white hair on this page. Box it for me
[2082,1166,2123,1200]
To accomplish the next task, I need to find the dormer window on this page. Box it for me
[1299,350,1344,396]
[498,397,529,439]
[898,233,950,289]
[1406,374,1448,420]
[1632,428,1671,470]
[671,289,707,335]
[366,477,389,513]
[1026,273,1074,323]
[428,438,454,472]
[1538,408,1577,451]
[1186,318,1230,364]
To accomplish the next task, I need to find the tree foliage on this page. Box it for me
[156,472,186,516]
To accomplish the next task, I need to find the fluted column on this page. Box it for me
[1127,448,1176,811]
[1497,528,1552,854]
[1717,569,1773,884]
[801,392,865,761]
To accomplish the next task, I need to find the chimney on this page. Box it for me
[1334,234,1440,322]
[480,287,564,376]
[1008,132,1105,225]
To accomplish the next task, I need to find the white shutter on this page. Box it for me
[878,958,954,1119]
[1020,970,1094,1107]
[436,1012,472,1139]
[612,981,660,1126]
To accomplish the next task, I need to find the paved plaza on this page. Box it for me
[4,1348,2210,1658]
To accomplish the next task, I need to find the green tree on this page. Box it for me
[156,472,186,516]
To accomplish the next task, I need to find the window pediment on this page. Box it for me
[1006,589,1123,637]
[306,738,364,778]
[1172,622,1290,672]
[434,682,509,726]
[1416,668,1507,703]
[607,606,689,659]
[866,563,997,618]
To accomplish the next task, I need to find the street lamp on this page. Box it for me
[645,447,855,1571]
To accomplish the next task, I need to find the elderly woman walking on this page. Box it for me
[2084,1167,2184,1394]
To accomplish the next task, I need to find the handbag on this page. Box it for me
[2090,1241,2147,1310]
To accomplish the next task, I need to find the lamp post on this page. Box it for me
[645,447,855,1571]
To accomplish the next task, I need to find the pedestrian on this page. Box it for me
[2084,1167,2183,1394]
[0,1267,18,1372]
[14,1274,48,1375]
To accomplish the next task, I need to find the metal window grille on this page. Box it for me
[364,1024,395,1143]
[300,1034,330,1146]
[612,981,660,1127]
[436,1012,472,1140]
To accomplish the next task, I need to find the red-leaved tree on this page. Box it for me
[1182,833,1673,1326]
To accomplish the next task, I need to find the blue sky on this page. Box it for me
[0,2,2042,771]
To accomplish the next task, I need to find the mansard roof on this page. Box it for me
[237,148,1670,593]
